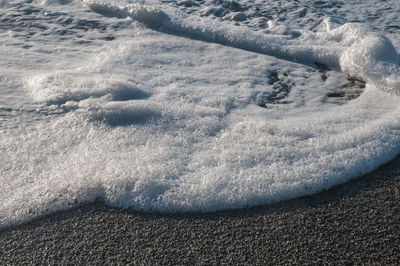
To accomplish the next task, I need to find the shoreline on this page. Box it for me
[1,156,400,264]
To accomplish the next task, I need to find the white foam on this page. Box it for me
[26,72,148,104]
[85,0,343,67]
[321,23,400,90]
[84,0,400,91]
[2,0,400,229]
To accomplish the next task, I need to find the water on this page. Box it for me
[1,0,400,228]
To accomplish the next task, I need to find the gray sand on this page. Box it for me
[1,156,400,264]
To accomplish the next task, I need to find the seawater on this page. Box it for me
[1,0,400,228]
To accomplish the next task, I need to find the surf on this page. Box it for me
[1,0,400,229]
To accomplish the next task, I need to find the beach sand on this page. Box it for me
[1,156,400,264]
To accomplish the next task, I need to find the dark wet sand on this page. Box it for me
[1,157,400,265]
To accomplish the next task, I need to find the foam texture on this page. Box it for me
[1,0,400,228]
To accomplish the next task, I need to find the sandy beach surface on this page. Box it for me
[1,156,400,265]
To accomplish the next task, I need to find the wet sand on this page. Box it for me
[1,156,400,264]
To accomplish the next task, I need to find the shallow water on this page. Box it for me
[1,0,400,228]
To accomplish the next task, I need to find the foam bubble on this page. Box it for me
[319,23,400,91]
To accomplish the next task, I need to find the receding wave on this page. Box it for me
[1,0,400,229]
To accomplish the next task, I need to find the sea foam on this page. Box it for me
[1,0,400,229]
[84,0,400,91]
